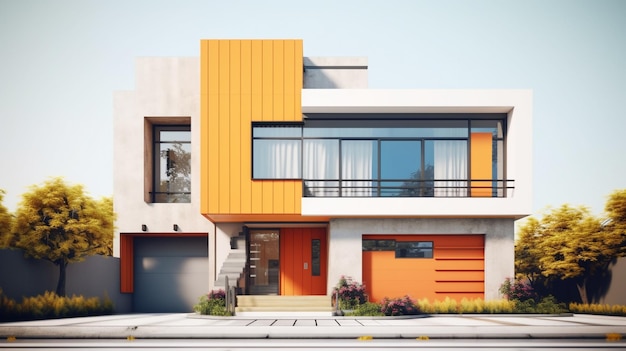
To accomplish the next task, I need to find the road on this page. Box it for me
[2,338,626,350]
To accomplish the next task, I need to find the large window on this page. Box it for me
[252,124,301,179]
[152,125,191,203]
[252,114,507,197]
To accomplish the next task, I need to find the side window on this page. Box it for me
[311,239,321,276]
[395,241,433,258]
[152,125,191,203]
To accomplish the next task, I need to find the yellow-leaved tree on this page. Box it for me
[516,195,626,304]
[0,189,13,247]
[602,189,626,258]
[8,178,115,296]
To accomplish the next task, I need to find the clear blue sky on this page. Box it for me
[1,0,625,218]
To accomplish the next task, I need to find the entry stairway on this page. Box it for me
[214,232,247,290]
[236,295,335,317]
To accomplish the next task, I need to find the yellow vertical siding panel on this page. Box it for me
[250,40,264,213]
[218,40,231,213]
[293,48,303,209]
[200,41,210,214]
[272,41,285,213]
[283,40,295,122]
[202,39,304,219]
[293,40,303,121]
[273,40,284,121]
[262,47,274,211]
[206,40,221,213]
[239,40,253,214]
[261,40,273,122]
[229,41,242,213]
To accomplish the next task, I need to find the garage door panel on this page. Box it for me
[363,234,484,302]
[436,248,484,258]
[435,259,484,271]
[435,270,484,281]
[139,257,208,274]
[133,236,208,313]
[435,281,485,293]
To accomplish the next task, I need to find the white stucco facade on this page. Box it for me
[113,57,212,257]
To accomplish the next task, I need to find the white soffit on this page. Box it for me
[301,89,530,114]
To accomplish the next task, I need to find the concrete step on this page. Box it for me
[235,306,334,312]
[235,295,334,316]
[218,266,245,273]
[237,295,331,308]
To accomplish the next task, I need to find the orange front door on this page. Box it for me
[280,227,327,295]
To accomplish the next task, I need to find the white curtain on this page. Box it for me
[434,140,467,197]
[303,140,339,196]
[254,140,301,178]
[342,141,374,197]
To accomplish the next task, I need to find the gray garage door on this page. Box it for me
[133,236,208,312]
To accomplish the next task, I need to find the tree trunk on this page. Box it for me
[576,279,588,305]
[56,260,67,296]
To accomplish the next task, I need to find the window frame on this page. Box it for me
[151,124,192,203]
[251,114,507,197]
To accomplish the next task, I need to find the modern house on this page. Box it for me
[113,39,532,313]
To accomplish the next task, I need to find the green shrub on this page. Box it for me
[569,302,626,316]
[193,289,232,316]
[343,295,570,316]
[499,278,537,302]
[533,296,568,314]
[333,276,367,310]
[0,289,113,322]
[344,302,384,316]
[380,296,420,316]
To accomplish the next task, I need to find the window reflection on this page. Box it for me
[153,125,191,203]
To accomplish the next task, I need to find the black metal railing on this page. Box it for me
[302,179,514,198]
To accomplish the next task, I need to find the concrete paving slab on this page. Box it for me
[294,319,316,326]
[314,319,339,326]
[335,319,362,326]
[271,319,295,326]
[248,319,275,326]
[2,314,626,340]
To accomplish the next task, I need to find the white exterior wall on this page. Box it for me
[301,89,533,219]
[213,222,245,289]
[303,57,368,89]
[113,57,212,265]
[327,218,514,300]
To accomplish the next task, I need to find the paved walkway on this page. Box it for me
[1,313,626,340]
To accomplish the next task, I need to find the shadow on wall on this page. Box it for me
[0,248,132,313]
[536,257,626,305]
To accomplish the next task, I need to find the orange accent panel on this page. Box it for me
[119,233,208,294]
[200,39,304,220]
[280,228,327,295]
[471,132,493,197]
[362,235,484,302]
[120,235,134,293]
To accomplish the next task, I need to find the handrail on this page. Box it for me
[303,178,514,198]
[224,276,237,315]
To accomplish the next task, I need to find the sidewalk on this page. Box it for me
[1,313,626,340]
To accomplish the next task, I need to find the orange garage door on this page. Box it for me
[362,235,484,302]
